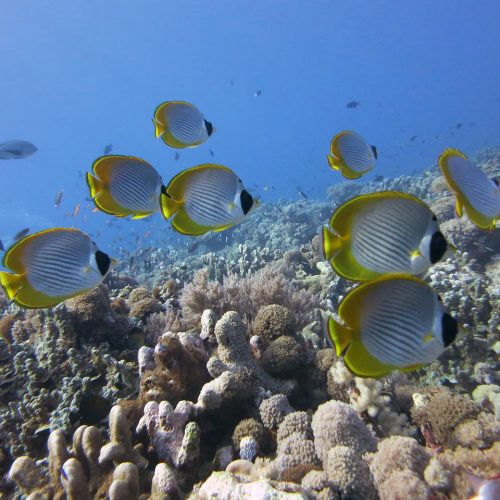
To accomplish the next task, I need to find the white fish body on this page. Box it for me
[23,230,105,296]
[439,148,500,229]
[350,197,442,274]
[184,168,245,227]
[108,159,163,213]
[360,278,446,367]
[166,103,208,145]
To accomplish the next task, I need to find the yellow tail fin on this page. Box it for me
[0,272,24,300]
[327,315,352,356]
[322,226,343,260]
[86,173,104,199]
[153,117,165,139]
[160,192,181,220]
[327,154,340,171]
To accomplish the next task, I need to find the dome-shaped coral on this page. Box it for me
[312,401,378,465]
[326,446,377,500]
[276,432,318,470]
[232,419,267,453]
[277,411,313,442]
[259,394,294,430]
[252,304,294,346]
[261,336,304,375]
[411,387,480,447]
[369,436,430,489]
[377,470,431,500]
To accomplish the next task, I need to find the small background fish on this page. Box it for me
[0,140,37,160]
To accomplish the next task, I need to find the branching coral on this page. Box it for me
[327,359,415,436]
[195,312,295,412]
[180,264,319,329]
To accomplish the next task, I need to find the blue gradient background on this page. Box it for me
[1,0,499,254]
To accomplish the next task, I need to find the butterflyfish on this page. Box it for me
[153,101,214,149]
[438,148,500,230]
[0,228,113,308]
[327,130,377,179]
[160,164,258,235]
[322,191,451,281]
[327,275,458,378]
[466,471,500,500]
[86,155,164,219]
[0,140,37,160]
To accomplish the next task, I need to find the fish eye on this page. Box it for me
[431,214,437,221]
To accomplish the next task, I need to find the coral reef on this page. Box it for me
[1,148,499,498]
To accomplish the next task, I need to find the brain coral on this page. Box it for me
[311,400,378,465]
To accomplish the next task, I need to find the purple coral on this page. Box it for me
[137,400,199,468]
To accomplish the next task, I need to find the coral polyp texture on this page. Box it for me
[0,149,499,499]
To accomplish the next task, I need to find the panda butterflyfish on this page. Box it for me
[160,164,258,235]
[86,155,164,219]
[322,191,452,281]
[438,148,500,230]
[328,275,458,378]
[327,130,377,179]
[0,228,113,308]
[153,101,214,149]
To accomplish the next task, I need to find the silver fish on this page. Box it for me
[0,140,37,160]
